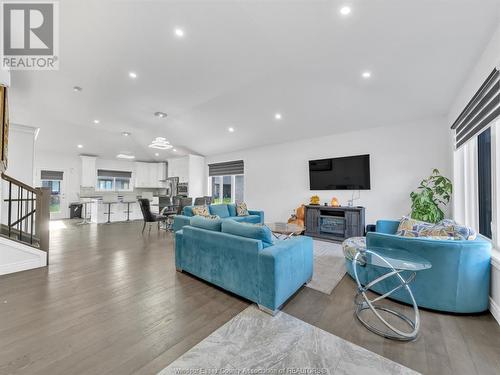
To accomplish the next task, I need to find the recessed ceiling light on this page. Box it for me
[340,6,352,16]
[73,86,82,92]
[228,127,235,133]
[93,119,100,124]
[154,152,159,157]
[122,132,131,137]
[174,28,185,37]
[149,137,173,150]
[117,154,135,159]
[77,144,83,149]
[154,111,168,118]
[128,71,137,79]
[274,113,282,120]
[173,148,177,152]
[362,71,372,79]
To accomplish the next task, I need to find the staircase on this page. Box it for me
[0,173,50,275]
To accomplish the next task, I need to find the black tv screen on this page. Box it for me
[309,154,371,190]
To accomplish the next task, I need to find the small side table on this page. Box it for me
[352,246,431,341]
[265,222,305,240]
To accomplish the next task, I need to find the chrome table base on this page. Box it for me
[353,250,420,341]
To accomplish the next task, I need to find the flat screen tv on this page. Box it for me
[309,154,370,190]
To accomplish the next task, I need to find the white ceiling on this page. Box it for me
[9,0,500,160]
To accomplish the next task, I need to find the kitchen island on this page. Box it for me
[82,195,160,224]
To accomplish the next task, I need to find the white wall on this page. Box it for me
[188,155,206,198]
[206,117,451,225]
[447,23,500,324]
[5,124,37,185]
[0,68,10,87]
[448,23,500,124]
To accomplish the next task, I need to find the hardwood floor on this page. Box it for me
[283,276,500,375]
[0,221,249,375]
[1,220,499,374]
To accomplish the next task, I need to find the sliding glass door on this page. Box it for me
[209,175,244,204]
[40,170,66,220]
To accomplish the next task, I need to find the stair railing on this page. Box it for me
[1,173,50,259]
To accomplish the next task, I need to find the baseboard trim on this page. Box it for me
[0,236,47,275]
[489,297,500,326]
[0,257,45,275]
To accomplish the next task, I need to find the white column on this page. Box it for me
[80,155,97,187]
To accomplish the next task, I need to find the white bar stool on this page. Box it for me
[122,193,137,221]
[78,187,96,225]
[102,193,119,224]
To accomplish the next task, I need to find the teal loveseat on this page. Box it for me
[345,219,492,313]
[175,217,313,314]
[172,203,264,232]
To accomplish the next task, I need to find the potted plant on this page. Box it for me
[410,169,452,223]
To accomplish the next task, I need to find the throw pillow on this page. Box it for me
[341,236,366,263]
[396,217,477,240]
[396,216,433,235]
[236,202,249,216]
[191,205,210,217]
[397,229,421,238]
[419,219,477,240]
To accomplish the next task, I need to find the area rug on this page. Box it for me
[306,240,346,294]
[158,305,418,374]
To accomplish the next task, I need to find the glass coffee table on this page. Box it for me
[265,222,305,240]
[352,246,432,341]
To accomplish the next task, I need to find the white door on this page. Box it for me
[40,170,67,220]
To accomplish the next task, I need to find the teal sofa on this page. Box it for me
[345,219,492,313]
[172,203,264,232]
[175,216,313,314]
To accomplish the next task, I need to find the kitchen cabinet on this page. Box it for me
[134,162,166,188]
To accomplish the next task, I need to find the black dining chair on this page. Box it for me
[159,197,178,231]
[193,197,206,206]
[180,197,193,212]
[172,196,182,214]
[138,198,168,233]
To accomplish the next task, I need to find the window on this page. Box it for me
[208,160,245,204]
[209,175,244,204]
[115,178,130,190]
[478,128,492,238]
[96,170,132,191]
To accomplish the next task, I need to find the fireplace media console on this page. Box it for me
[304,205,365,242]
